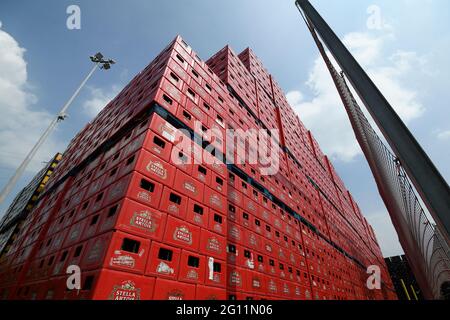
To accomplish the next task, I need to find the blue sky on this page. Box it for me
[0,0,449,257]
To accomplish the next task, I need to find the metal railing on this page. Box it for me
[335,71,450,299]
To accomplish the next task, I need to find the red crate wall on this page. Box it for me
[0,35,395,300]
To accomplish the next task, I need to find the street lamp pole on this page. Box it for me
[0,53,115,205]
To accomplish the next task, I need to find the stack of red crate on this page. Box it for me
[0,35,396,300]
[206,46,258,115]
[238,48,272,97]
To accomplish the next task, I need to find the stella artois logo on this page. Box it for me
[167,289,184,300]
[130,210,158,233]
[286,226,292,235]
[111,254,135,268]
[247,202,255,212]
[252,277,261,289]
[69,227,80,240]
[172,64,184,77]
[137,191,151,202]
[164,85,180,101]
[195,85,207,99]
[283,283,290,294]
[212,163,224,175]
[192,106,202,118]
[229,226,240,240]
[249,234,257,246]
[173,225,192,244]
[168,204,179,214]
[183,181,197,195]
[213,223,223,233]
[157,123,176,143]
[90,181,101,194]
[265,243,272,253]
[213,274,221,283]
[262,211,269,220]
[146,160,167,179]
[186,269,198,280]
[305,290,311,299]
[268,280,277,293]
[290,254,295,264]
[209,194,222,208]
[278,249,285,260]
[229,191,239,201]
[156,261,174,275]
[109,281,140,300]
[207,237,221,253]
[274,220,281,228]
[152,146,162,155]
[229,271,241,286]
[53,236,62,248]
[193,214,203,224]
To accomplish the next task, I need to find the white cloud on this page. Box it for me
[288,29,426,162]
[0,24,64,172]
[83,85,120,118]
[366,211,404,257]
[437,130,450,140]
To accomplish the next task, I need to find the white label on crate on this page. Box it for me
[186,269,198,280]
[111,255,135,268]
[208,257,214,280]
[252,277,261,289]
[137,191,151,202]
[156,261,174,275]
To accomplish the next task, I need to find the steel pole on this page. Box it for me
[295,0,450,246]
[0,63,99,205]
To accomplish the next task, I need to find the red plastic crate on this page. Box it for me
[199,229,226,260]
[178,249,206,285]
[89,269,155,300]
[145,241,180,280]
[163,215,200,251]
[173,169,205,204]
[114,198,167,241]
[204,258,226,288]
[103,231,150,274]
[186,198,209,228]
[135,149,176,187]
[159,186,188,219]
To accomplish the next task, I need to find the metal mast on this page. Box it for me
[0,53,115,206]
[295,0,450,299]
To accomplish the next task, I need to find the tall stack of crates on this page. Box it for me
[0,36,397,300]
